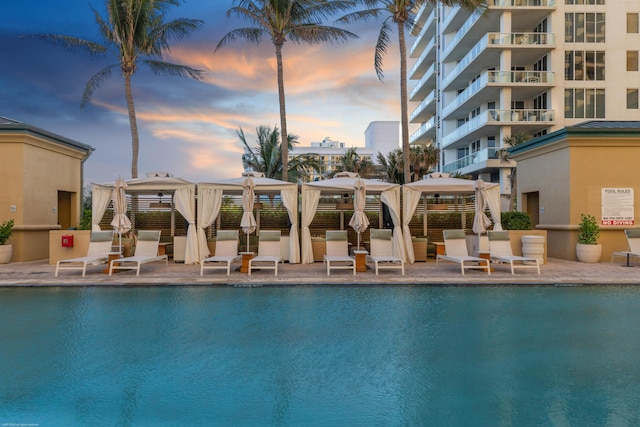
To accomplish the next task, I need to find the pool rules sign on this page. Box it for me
[601,188,634,225]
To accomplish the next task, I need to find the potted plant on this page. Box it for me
[0,219,14,264]
[576,213,601,263]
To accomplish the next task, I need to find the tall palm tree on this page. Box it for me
[216,0,358,182]
[377,148,403,183]
[238,125,321,181]
[497,131,531,212]
[339,0,486,182]
[330,147,375,178]
[32,0,204,178]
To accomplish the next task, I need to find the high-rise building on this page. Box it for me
[409,1,640,198]
[289,137,373,181]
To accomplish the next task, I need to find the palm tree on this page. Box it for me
[330,147,375,178]
[238,125,321,181]
[216,0,358,182]
[339,0,486,182]
[496,131,531,212]
[31,0,204,178]
[377,145,438,183]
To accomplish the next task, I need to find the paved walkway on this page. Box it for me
[2,257,640,287]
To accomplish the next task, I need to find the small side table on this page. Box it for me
[240,252,255,273]
[353,249,368,273]
[104,251,122,274]
[433,242,445,257]
[158,242,172,256]
[477,251,494,272]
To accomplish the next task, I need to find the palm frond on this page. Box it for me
[81,65,116,109]
[374,18,392,80]
[288,25,359,44]
[24,34,107,60]
[142,59,204,80]
[216,28,265,51]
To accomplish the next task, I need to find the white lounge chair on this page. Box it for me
[323,230,355,276]
[200,230,241,276]
[248,230,283,276]
[488,231,540,275]
[55,231,114,277]
[436,229,490,275]
[367,229,404,275]
[611,229,640,266]
[109,230,168,276]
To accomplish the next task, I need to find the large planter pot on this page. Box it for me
[0,244,12,264]
[576,243,602,263]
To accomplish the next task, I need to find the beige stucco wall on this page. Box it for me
[514,130,640,262]
[0,129,91,262]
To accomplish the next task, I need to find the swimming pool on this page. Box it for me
[1,286,639,426]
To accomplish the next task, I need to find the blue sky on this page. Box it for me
[1,0,408,184]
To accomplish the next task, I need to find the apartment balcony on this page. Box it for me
[413,2,435,30]
[489,0,556,29]
[409,63,436,101]
[409,117,437,145]
[410,9,437,58]
[441,8,492,63]
[442,148,503,174]
[409,37,437,80]
[442,70,555,119]
[410,90,436,123]
[441,5,474,34]
[441,32,555,91]
[442,109,555,148]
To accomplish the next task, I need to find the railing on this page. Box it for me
[442,75,487,117]
[487,109,555,123]
[441,9,484,60]
[488,0,556,6]
[410,63,436,99]
[488,32,555,46]
[410,90,436,122]
[410,8,436,56]
[442,148,499,173]
[488,70,555,84]
[409,117,436,144]
[409,37,436,77]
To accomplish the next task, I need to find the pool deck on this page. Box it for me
[2,257,640,286]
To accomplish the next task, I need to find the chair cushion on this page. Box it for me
[370,229,392,240]
[488,231,510,241]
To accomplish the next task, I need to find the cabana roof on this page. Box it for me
[302,172,398,194]
[404,172,499,194]
[93,172,195,193]
[198,172,296,195]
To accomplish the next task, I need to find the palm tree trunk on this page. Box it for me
[124,72,139,179]
[398,21,410,183]
[275,42,289,182]
[509,168,517,211]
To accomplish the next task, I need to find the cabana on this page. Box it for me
[402,172,501,263]
[91,172,198,264]
[301,173,404,264]
[197,172,300,264]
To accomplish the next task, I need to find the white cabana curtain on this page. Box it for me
[196,188,223,261]
[281,188,300,264]
[380,189,406,260]
[485,186,502,231]
[402,187,422,263]
[174,187,198,265]
[92,186,113,231]
[301,188,321,264]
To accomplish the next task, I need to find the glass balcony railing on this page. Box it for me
[442,148,500,173]
[488,70,555,84]
[409,117,436,144]
[441,9,483,60]
[410,90,436,122]
[487,109,555,123]
[409,37,436,78]
[488,32,555,46]
[410,63,436,99]
[410,9,436,56]
[488,0,556,6]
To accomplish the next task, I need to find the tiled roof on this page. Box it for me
[572,120,640,129]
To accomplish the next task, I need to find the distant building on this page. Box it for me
[364,121,400,163]
[289,137,373,181]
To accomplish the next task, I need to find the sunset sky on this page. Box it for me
[1,0,413,184]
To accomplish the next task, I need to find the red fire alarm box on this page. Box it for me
[61,235,74,248]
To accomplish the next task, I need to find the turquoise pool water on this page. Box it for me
[1,286,639,426]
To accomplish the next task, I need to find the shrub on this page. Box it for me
[577,213,600,244]
[501,211,532,230]
[0,220,15,245]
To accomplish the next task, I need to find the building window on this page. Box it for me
[628,13,639,33]
[627,89,639,109]
[628,51,639,71]
[565,51,605,80]
[565,88,605,118]
[565,13,605,43]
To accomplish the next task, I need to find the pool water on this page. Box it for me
[1,286,639,426]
